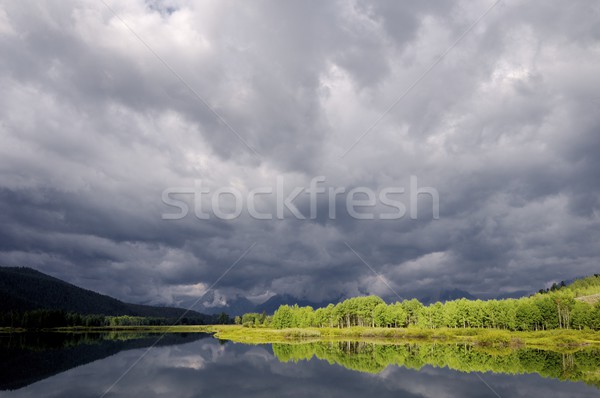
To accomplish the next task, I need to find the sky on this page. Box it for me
[0,0,599,309]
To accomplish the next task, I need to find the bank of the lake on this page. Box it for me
[4,325,599,351]
[211,325,600,349]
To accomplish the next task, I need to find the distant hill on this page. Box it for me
[183,291,257,316]
[537,274,600,298]
[186,292,342,316]
[0,266,212,321]
[538,274,600,305]
[255,294,342,314]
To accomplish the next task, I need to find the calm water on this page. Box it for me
[0,332,598,397]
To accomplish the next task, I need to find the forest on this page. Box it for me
[0,310,231,328]
[239,275,600,332]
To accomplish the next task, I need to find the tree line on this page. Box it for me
[243,275,600,331]
[0,309,232,328]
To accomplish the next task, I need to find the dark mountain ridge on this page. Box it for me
[0,266,211,320]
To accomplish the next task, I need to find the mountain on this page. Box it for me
[255,294,342,314]
[185,293,343,316]
[182,291,257,316]
[0,266,211,321]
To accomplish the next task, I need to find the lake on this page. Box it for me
[0,332,598,397]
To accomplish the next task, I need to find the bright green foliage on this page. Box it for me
[257,275,600,332]
[592,303,600,330]
[294,306,315,328]
[418,302,445,329]
[314,304,337,327]
[515,299,542,331]
[534,296,559,330]
[241,312,267,327]
[552,291,576,329]
[239,313,263,328]
[402,299,423,327]
[373,303,388,327]
[555,274,600,297]
[386,303,407,327]
[572,301,593,330]
[271,305,291,328]
[334,296,386,328]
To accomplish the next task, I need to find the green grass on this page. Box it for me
[209,326,600,350]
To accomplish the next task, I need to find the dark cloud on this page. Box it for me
[0,0,599,307]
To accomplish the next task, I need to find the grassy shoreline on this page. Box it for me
[2,325,600,350]
[211,326,600,350]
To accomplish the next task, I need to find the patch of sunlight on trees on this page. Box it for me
[239,275,600,332]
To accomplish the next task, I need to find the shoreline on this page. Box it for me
[2,325,600,350]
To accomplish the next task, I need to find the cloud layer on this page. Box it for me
[1,0,599,307]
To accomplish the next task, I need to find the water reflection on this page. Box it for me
[0,332,209,390]
[272,341,600,386]
[0,333,598,398]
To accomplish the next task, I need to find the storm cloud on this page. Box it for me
[1,0,599,308]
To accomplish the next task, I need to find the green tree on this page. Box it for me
[515,299,542,331]
[402,299,423,327]
[571,301,592,330]
[387,303,407,328]
[216,312,230,324]
[533,296,559,330]
[373,303,388,327]
[553,291,576,329]
[272,305,293,329]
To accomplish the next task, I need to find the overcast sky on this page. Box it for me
[1,0,599,308]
